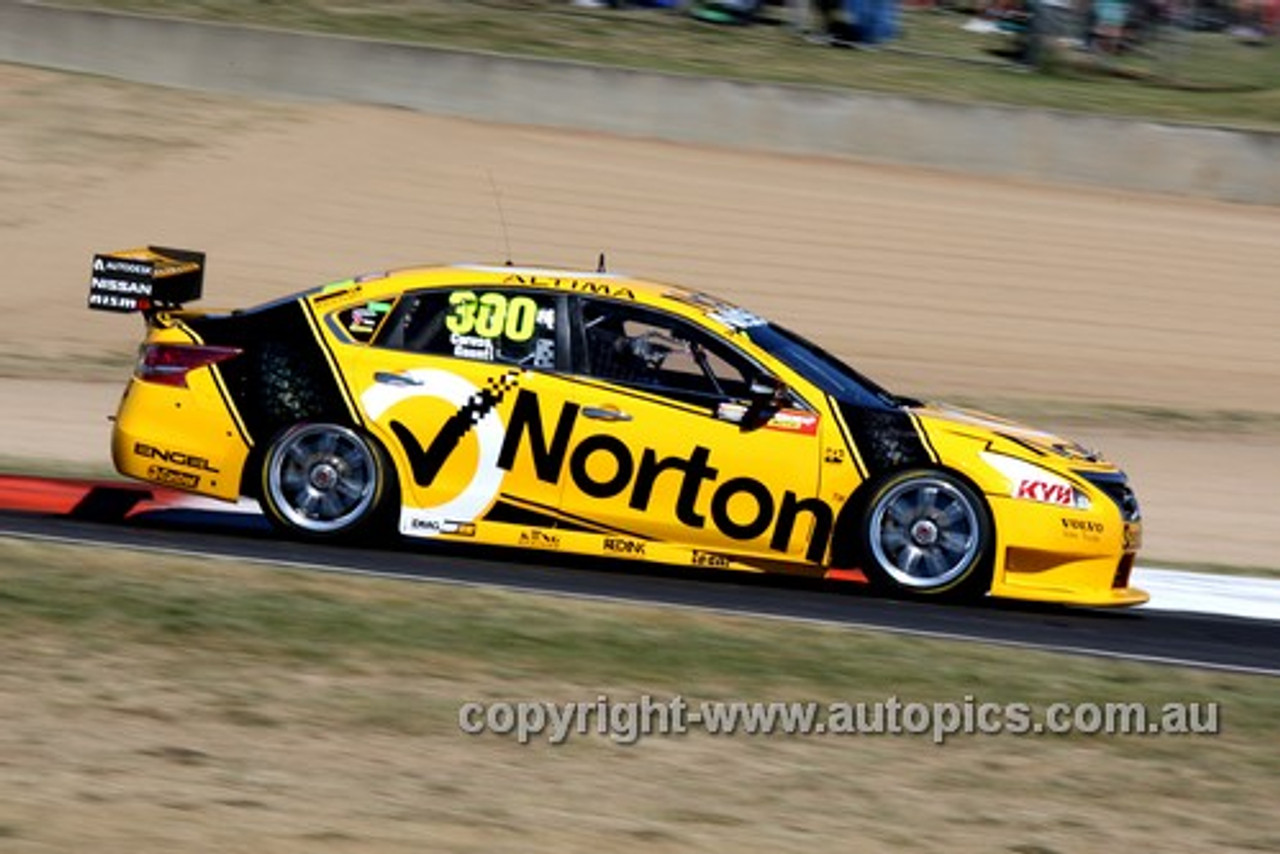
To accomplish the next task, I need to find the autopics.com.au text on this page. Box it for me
[458,695,1220,745]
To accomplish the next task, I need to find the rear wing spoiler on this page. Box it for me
[88,246,205,313]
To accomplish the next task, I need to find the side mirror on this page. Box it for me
[717,375,788,430]
[748,374,788,406]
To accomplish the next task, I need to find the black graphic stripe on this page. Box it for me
[483,499,594,532]
[837,402,931,477]
[996,432,1048,458]
[487,493,653,539]
[826,394,867,479]
[209,365,252,449]
[302,299,364,428]
[908,411,941,464]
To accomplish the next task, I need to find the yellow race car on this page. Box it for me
[92,247,1146,606]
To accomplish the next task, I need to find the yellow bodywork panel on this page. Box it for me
[112,324,250,502]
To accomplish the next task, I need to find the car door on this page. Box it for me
[334,285,569,536]
[549,297,828,564]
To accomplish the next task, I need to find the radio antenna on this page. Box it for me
[486,170,513,266]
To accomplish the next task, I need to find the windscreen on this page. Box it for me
[746,324,899,410]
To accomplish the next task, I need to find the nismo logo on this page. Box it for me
[492,390,832,562]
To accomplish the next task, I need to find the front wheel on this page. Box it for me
[260,423,395,539]
[857,469,992,601]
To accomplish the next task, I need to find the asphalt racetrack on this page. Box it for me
[1,484,1276,677]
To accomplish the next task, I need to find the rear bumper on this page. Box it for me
[111,373,250,502]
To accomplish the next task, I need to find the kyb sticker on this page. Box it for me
[979,452,1082,508]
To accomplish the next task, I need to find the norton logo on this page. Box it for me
[494,390,833,562]
[370,380,834,563]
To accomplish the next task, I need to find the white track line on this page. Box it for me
[1135,567,1280,622]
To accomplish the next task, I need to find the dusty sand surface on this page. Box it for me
[3,642,1269,854]
[1,63,1278,566]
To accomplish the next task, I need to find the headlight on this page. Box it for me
[1076,470,1141,522]
[979,452,1091,510]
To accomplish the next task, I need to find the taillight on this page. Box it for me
[136,344,241,387]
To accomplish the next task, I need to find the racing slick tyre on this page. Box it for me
[856,469,993,602]
[259,423,397,540]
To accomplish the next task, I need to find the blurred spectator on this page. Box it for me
[844,0,901,43]
[792,0,846,40]
[798,0,900,43]
[688,0,764,22]
[1092,0,1128,49]
[1229,0,1278,39]
[963,0,1018,34]
[572,0,680,7]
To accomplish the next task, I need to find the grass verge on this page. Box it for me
[0,537,1277,851]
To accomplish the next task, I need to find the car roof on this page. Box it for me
[322,263,756,324]
[369,263,676,301]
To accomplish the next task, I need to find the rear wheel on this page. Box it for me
[260,423,395,539]
[858,469,992,601]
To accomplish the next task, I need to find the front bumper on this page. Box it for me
[986,494,1148,607]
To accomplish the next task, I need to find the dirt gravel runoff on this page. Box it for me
[2,63,1279,567]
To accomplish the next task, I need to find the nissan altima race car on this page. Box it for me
[91,247,1146,606]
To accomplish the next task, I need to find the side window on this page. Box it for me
[377,288,557,369]
[577,298,755,405]
[336,299,396,344]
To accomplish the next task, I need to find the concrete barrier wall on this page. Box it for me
[3,0,1278,204]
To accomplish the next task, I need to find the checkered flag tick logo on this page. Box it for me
[486,371,521,395]
[391,370,523,488]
